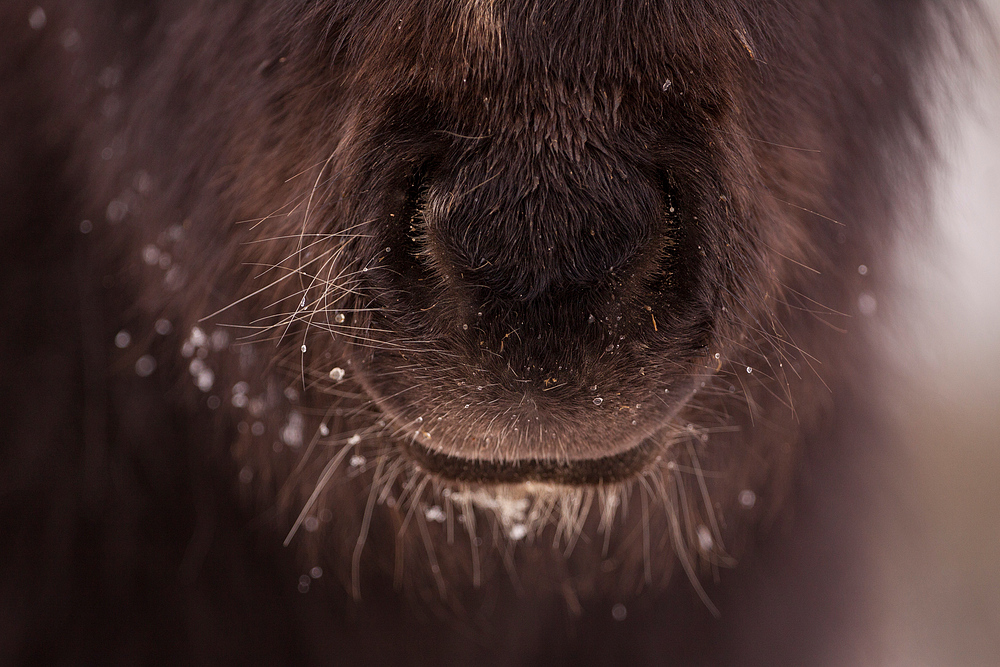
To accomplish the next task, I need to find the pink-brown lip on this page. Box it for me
[401,433,669,485]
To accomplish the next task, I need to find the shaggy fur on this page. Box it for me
[0,1,971,665]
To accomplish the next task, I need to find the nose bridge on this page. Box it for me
[426,144,658,300]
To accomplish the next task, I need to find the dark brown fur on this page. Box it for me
[0,1,972,665]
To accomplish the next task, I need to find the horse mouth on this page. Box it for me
[351,357,699,486]
[401,435,667,486]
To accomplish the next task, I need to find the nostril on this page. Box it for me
[642,177,695,294]
[401,163,432,253]
[386,163,434,271]
[362,161,448,316]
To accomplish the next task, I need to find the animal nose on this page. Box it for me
[420,168,662,301]
[438,224,624,300]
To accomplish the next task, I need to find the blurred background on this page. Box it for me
[882,1,1000,664]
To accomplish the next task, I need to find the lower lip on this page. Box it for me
[402,435,667,485]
